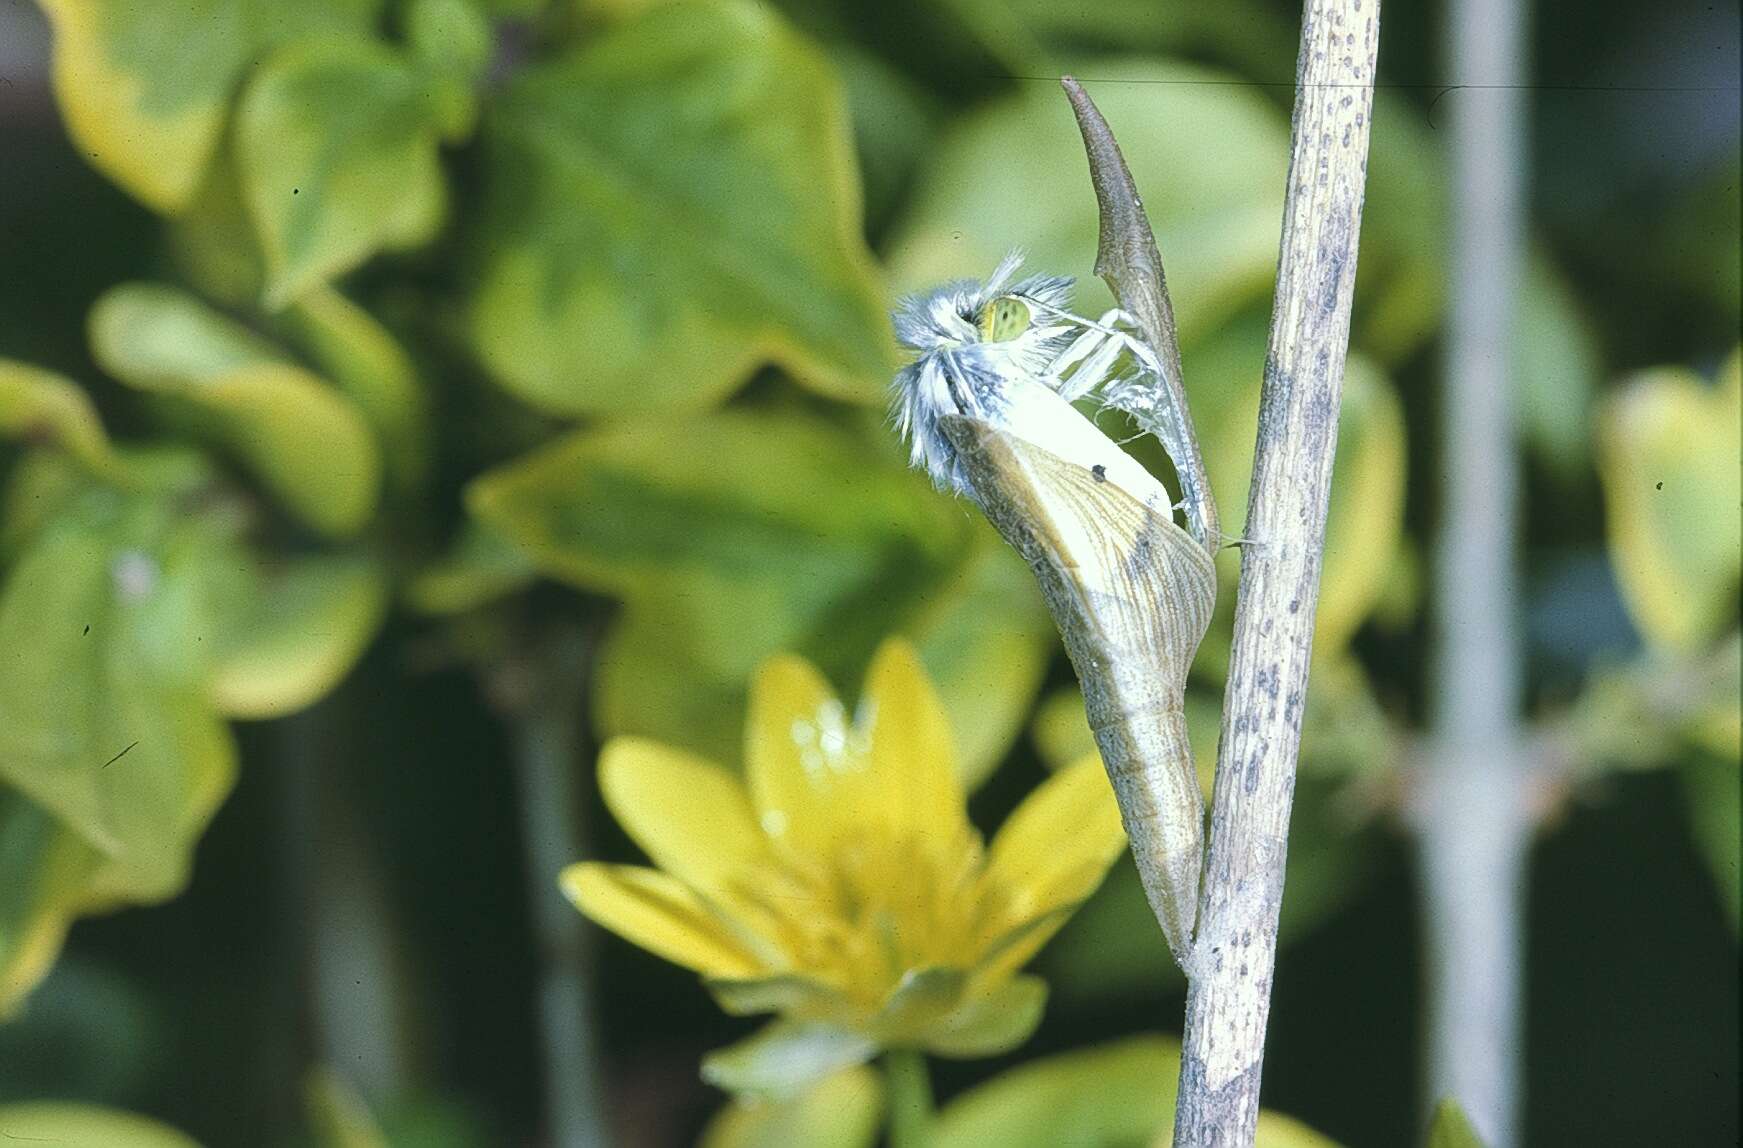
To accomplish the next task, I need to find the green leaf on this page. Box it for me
[998,0,1296,77]
[238,39,449,307]
[933,1035,1177,1148]
[0,1104,202,1147]
[405,0,493,81]
[935,1036,1341,1148]
[472,406,1049,781]
[206,554,390,719]
[276,288,432,493]
[886,60,1289,347]
[871,968,969,1039]
[1680,747,1741,934]
[706,972,846,1019]
[700,1065,884,1148]
[472,407,1050,781]
[0,790,103,1015]
[0,487,238,901]
[1352,92,1448,365]
[466,0,893,415]
[167,152,270,307]
[306,1066,391,1148]
[922,975,1048,1058]
[0,361,115,474]
[1426,1098,1489,1148]
[1041,773,1375,1004]
[38,0,384,212]
[907,540,1056,790]
[90,284,383,536]
[1514,253,1602,478]
[1204,350,1407,664]
[701,1021,878,1098]
[405,519,538,614]
[1597,353,1742,652]
[402,0,489,141]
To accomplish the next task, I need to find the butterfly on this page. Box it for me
[889,252,1217,969]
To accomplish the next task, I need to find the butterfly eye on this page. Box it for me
[978,295,1032,342]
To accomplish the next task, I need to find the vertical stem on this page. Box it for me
[1172,2,1380,1145]
[499,625,610,1148]
[884,1049,935,1148]
[1418,0,1531,1141]
[278,695,412,1106]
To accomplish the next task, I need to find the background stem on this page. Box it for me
[1171,1,1380,1144]
[884,1049,935,1148]
[497,624,609,1148]
[1417,0,1531,1140]
[277,693,412,1107]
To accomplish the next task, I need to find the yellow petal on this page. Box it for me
[858,638,970,846]
[986,754,1126,922]
[559,862,762,978]
[745,652,868,853]
[599,737,764,898]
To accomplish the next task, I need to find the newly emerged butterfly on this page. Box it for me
[888,81,1222,972]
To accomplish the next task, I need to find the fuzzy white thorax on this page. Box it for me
[890,252,1176,508]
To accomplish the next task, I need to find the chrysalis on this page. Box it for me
[888,83,1220,971]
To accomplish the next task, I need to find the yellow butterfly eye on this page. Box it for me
[979,295,1032,342]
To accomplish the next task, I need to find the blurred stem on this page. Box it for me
[1171,1,1379,1144]
[1417,0,1532,1140]
[496,622,609,1148]
[884,1049,934,1148]
[278,690,412,1106]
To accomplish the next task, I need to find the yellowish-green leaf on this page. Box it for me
[909,539,1055,789]
[37,0,384,212]
[470,407,1049,780]
[238,39,448,307]
[467,0,893,414]
[1680,747,1741,934]
[886,60,1288,345]
[90,284,382,536]
[1040,771,1375,1004]
[701,1021,878,1099]
[700,1065,884,1148]
[1427,1098,1489,1148]
[1597,354,1742,652]
[921,975,1048,1058]
[1207,352,1407,663]
[88,283,280,385]
[0,1104,202,1147]
[405,519,538,614]
[0,361,115,474]
[406,0,492,137]
[167,152,269,306]
[1514,252,1601,477]
[277,288,432,493]
[1352,92,1448,365]
[0,789,103,1016]
[206,554,389,719]
[306,1066,390,1148]
[933,1035,1342,1148]
[0,488,238,901]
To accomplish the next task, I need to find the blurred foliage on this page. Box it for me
[930,1035,1340,1148]
[1426,1098,1488,1148]
[699,1065,884,1148]
[0,1101,201,1147]
[0,0,1736,1143]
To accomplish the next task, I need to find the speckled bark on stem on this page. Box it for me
[1171,1,1380,1145]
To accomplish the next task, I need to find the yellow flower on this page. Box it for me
[562,639,1126,1093]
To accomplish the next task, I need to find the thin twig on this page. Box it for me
[1416,0,1531,1140]
[1171,1,1380,1144]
